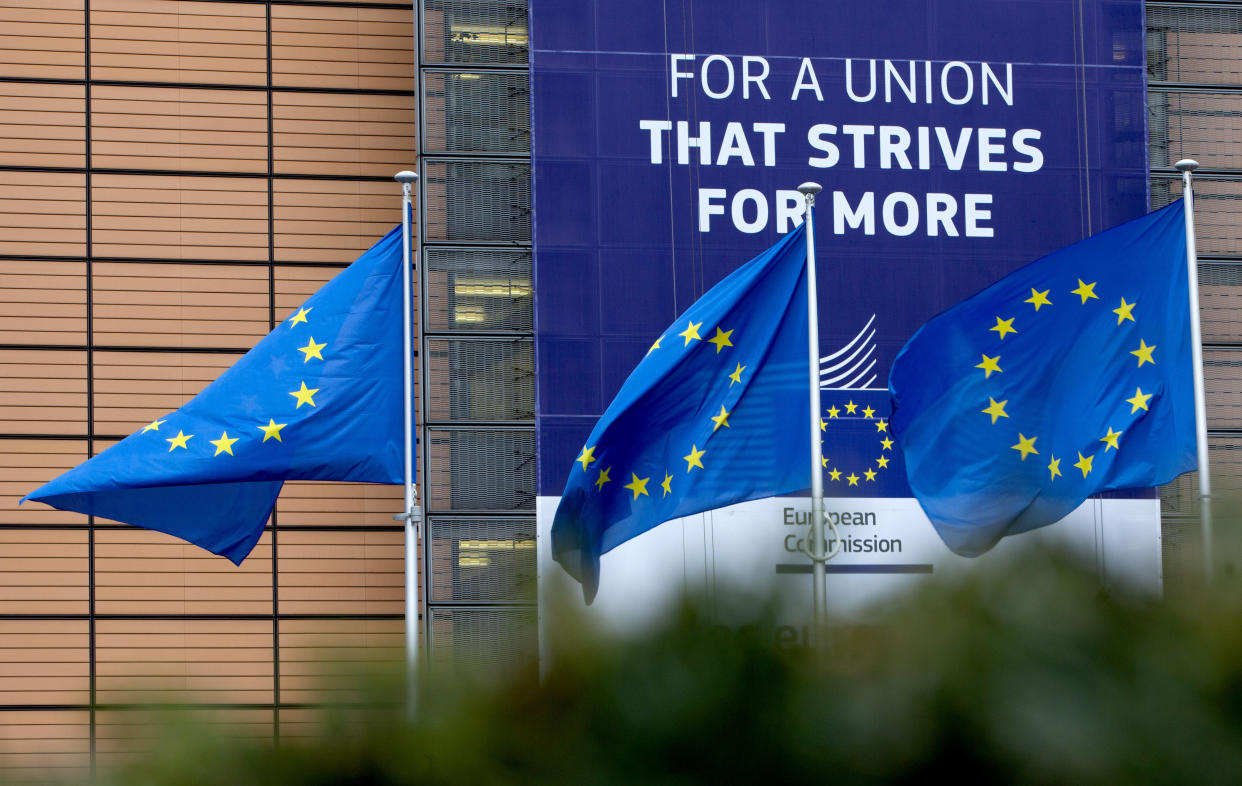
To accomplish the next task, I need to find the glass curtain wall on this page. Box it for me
[418,0,537,674]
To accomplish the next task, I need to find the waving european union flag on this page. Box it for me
[553,225,811,602]
[22,224,410,563]
[889,201,1196,557]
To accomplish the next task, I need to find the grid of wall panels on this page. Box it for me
[418,0,535,672]
[1148,2,1242,585]
[0,0,415,776]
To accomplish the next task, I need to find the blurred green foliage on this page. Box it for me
[80,545,1242,785]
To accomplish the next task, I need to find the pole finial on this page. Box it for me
[1174,159,1199,173]
[395,170,419,183]
[798,182,823,196]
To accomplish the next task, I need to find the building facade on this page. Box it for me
[0,0,1237,777]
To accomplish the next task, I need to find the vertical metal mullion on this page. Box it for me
[266,0,280,745]
[415,0,433,658]
[83,0,96,774]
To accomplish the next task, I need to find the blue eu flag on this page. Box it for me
[22,224,411,563]
[553,225,812,602]
[889,201,1196,556]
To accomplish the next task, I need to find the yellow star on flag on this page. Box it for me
[1071,279,1098,303]
[290,381,319,408]
[819,418,827,432]
[1113,297,1136,325]
[166,430,193,451]
[881,437,893,450]
[623,473,650,500]
[821,456,829,468]
[1131,339,1156,367]
[876,456,890,469]
[297,337,326,362]
[679,320,702,346]
[976,354,1002,378]
[844,401,858,415]
[648,337,661,354]
[142,418,164,433]
[1100,426,1122,451]
[661,473,672,497]
[594,467,612,490]
[728,363,745,386]
[1025,288,1051,311]
[258,418,286,443]
[1074,451,1094,477]
[981,397,1009,424]
[289,307,311,327]
[1011,433,1039,461]
[847,473,859,487]
[707,327,734,353]
[875,420,888,433]
[1048,455,1062,480]
[862,405,875,419]
[684,444,705,472]
[576,445,596,471]
[827,405,840,419]
[210,431,239,456]
[1126,387,1152,413]
[864,468,876,481]
[829,468,842,481]
[711,405,731,432]
[989,316,1017,340]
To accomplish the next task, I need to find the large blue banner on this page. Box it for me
[531,0,1149,501]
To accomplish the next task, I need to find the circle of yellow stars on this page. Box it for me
[976,278,1157,484]
[578,317,742,505]
[820,400,893,487]
[137,304,324,459]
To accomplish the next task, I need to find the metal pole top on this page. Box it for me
[798,182,823,196]
[395,170,419,183]
[1174,159,1199,173]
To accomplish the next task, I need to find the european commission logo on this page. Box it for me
[819,315,908,497]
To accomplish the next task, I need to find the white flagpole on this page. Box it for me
[1175,159,1213,580]
[798,182,829,645]
[394,170,422,714]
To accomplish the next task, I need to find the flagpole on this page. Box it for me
[798,182,829,645]
[1175,159,1213,580]
[394,170,422,714]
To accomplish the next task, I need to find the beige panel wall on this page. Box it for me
[0,0,414,776]
[90,0,266,85]
[92,85,269,173]
[0,81,85,167]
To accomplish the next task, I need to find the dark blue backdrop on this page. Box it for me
[531,0,1149,498]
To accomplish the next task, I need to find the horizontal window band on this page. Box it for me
[1148,81,1242,94]
[1151,167,1242,178]
[419,61,530,73]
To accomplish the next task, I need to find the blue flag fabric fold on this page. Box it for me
[23,224,410,563]
[889,201,1196,556]
[552,224,812,602]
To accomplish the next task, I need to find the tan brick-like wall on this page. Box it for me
[0,0,415,777]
